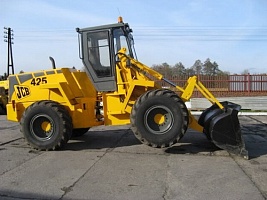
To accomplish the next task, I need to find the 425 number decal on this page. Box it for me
[31,77,48,86]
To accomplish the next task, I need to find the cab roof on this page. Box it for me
[76,22,130,33]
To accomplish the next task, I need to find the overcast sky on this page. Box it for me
[0,0,267,74]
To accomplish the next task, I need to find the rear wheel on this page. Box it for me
[130,89,189,148]
[20,100,72,150]
[0,104,6,115]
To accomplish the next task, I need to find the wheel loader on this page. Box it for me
[0,80,8,114]
[6,17,248,159]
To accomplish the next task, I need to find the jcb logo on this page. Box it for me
[15,85,31,100]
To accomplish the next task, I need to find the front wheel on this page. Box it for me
[130,89,189,148]
[20,100,72,150]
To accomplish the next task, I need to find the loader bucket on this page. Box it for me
[199,102,248,159]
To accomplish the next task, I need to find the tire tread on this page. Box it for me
[20,100,72,150]
[130,89,189,148]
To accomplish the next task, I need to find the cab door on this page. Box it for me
[81,30,116,92]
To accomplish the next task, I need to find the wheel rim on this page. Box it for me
[30,114,55,141]
[144,105,174,135]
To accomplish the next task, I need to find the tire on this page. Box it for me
[71,128,90,137]
[130,89,189,148]
[20,100,73,150]
[0,104,6,115]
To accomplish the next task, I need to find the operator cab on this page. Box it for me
[77,17,135,92]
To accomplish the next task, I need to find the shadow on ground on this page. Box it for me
[64,124,267,159]
[241,124,267,159]
[64,128,221,155]
[165,131,220,155]
[64,129,140,151]
[0,189,57,200]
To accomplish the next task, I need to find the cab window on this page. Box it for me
[87,31,111,77]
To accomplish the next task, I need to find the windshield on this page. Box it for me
[113,28,136,59]
[128,32,138,60]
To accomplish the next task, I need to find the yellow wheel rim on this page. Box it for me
[41,121,51,132]
[154,113,165,125]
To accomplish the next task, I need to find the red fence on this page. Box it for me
[158,74,267,97]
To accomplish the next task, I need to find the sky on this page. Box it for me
[0,0,267,75]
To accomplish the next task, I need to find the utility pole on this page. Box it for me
[4,27,14,77]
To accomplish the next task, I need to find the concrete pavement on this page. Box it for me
[0,115,267,200]
[188,96,267,111]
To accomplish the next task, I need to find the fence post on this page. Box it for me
[248,73,251,95]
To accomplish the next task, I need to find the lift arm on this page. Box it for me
[118,49,224,110]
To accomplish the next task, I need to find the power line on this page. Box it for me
[3,27,14,76]
[6,26,267,42]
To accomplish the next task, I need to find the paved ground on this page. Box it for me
[0,115,267,200]
[189,96,267,111]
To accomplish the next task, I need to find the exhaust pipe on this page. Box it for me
[49,56,56,69]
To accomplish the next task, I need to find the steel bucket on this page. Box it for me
[199,101,248,159]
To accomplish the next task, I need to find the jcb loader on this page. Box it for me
[0,80,8,114]
[6,18,248,159]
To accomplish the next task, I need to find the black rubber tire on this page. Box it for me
[0,104,6,115]
[20,100,73,150]
[130,89,189,148]
[72,128,90,137]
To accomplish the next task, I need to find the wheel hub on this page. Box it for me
[41,121,52,132]
[154,113,165,125]
[30,114,55,141]
[144,105,174,135]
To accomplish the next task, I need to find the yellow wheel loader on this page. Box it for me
[6,18,248,158]
[0,80,8,114]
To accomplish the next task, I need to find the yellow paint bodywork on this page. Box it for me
[0,80,8,90]
[7,49,224,133]
[0,80,9,110]
[101,49,160,125]
[109,50,225,132]
[7,68,103,128]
